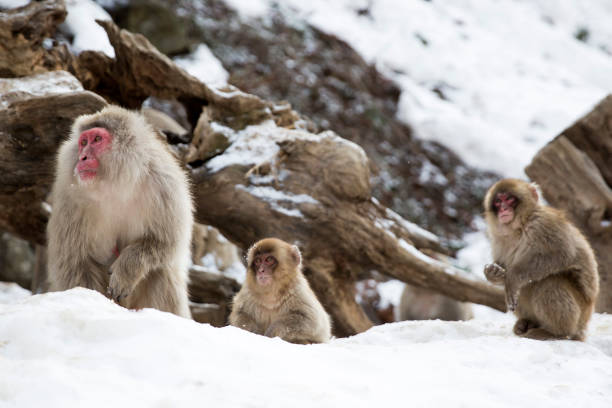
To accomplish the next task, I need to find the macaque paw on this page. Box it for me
[513,318,538,335]
[107,271,134,302]
[484,263,506,284]
[264,326,279,338]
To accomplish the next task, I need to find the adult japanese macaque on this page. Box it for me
[46,106,193,318]
[483,178,599,341]
[229,238,331,344]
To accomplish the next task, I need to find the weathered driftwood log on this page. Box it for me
[526,95,612,312]
[188,267,241,327]
[0,0,74,77]
[0,8,505,336]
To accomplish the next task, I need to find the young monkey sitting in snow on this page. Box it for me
[229,238,331,344]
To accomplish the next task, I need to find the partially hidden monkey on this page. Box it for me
[46,105,193,318]
[398,284,473,322]
[229,238,331,344]
[483,178,599,340]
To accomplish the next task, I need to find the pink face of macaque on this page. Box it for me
[76,127,112,181]
[493,192,518,224]
[253,253,277,286]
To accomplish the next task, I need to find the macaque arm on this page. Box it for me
[265,309,314,343]
[232,309,262,334]
[108,234,171,301]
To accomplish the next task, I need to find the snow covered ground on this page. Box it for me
[1,286,611,407]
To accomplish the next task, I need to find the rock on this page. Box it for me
[0,0,73,77]
[0,232,35,290]
[0,70,107,244]
[526,95,612,312]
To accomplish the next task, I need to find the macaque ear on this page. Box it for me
[529,183,539,201]
[290,245,302,266]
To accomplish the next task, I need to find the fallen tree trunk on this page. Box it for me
[526,95,612,312]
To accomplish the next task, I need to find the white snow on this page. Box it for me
[0,0,27,8]
[1,288,611,407]
[194,254,246,283]
[61,0,115,57]
[205,120,320,173]
[0,282,30,304]
[236,185,320,218]
[0,71,83,108]
[456,218,494,279]
[223,0,612,177]
[174,44,229,86]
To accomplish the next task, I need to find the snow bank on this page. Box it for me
[174,43,229,86]
[0,282,30,304]
[1,288,611,407]
[62,0,115,57]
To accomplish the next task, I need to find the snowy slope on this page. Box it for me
[1,287,612,408]
[224,0,612,177]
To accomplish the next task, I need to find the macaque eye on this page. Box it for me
[494,198,501,207]
[265,256,274,264]
[94,135,102,142]
[254,258,261,266]
[80,139,87,146]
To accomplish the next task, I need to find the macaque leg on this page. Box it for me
[513,318,539,335]
[127,270,191,318]
[523,276,581,340]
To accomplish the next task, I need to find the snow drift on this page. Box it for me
[1,285,611,407]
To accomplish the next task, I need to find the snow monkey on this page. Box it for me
[483,178,599,341]
[46,105,193,318]
[229,238,331,344]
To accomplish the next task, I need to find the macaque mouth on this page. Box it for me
[256,269,273,286]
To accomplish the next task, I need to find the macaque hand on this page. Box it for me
[107,261,140,303]
[484,263,506,285]
[264,322,282,338]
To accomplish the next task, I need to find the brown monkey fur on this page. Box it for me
[483,178,599,341]
[46,106,193,318]
[229,238,331,344]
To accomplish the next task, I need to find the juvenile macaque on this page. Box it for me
[229,238,331,344]
[46,106,193,317]
[483,178,599,340]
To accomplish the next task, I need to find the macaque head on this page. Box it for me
[76,127,112,181]
[247,238,302,287]
[484,179,539,227]
[68,106,152,185]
